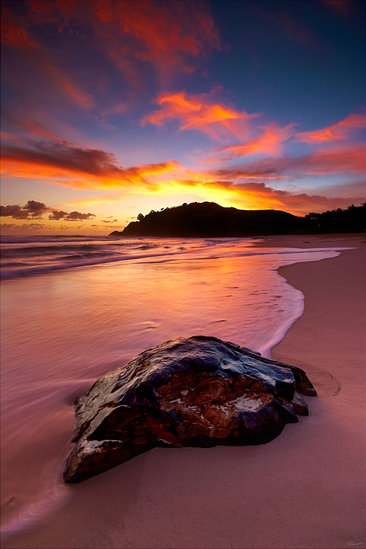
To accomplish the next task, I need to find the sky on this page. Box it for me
[1,0,365,235]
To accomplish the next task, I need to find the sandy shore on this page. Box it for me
[4,234,366,549]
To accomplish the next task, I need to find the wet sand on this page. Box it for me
[4,234,366,549]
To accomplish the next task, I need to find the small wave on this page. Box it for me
[0,249,187,280]
[0,261,34,268]
[134,244,158,250]
[1,244,101,256]
[0,257,123,280]
[0,235,105,244]
[59,251,115,260]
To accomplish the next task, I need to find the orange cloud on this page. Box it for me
[157,178,364,216]
[2,133,364,222]
[211,180,365,214]
[3,136,364,203]
[216,124,295,158]
[68,173,364,217]
[295,112,366,144]
[142,91,253,141]
[1,138,179,190]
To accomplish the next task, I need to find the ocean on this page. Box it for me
[1,235,341,539]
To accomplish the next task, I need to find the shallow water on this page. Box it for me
[0,236,341,538]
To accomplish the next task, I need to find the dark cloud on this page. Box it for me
[65,211,95,221]
[0,205,29,219]
[1,200,48,219]
[24,199,48,217]
[49,209,96,221]
[1,200,96,221]
[48,210,68,220]
[3,139,121,176]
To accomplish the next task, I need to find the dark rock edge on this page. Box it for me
[64,336,317,483]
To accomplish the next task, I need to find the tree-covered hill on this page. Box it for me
[110,202,366,237]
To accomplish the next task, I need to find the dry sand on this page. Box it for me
[4,234,366,549]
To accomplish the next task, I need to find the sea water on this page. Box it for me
[0,235,341,538]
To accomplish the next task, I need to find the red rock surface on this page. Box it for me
[64,336,316,483]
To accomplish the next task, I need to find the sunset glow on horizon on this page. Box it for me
[1,0,365,235]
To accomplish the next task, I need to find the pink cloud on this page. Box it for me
[216,124,295,159]
[214,144,366,179]
[295,112,366,144]
[3,112,66,142]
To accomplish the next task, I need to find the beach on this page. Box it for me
[3,234,366,549]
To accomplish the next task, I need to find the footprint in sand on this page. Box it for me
[298,365,341,396]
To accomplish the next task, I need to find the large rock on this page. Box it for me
[64,336,316,483]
